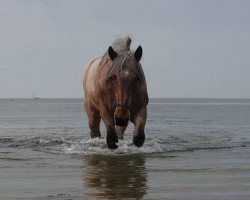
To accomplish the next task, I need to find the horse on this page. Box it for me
[83,35,148,149]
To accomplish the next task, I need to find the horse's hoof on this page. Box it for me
[133,134,145,147]
[90,131,101,138]
[107,143,118,149]
[116,134,124,140]
[107,134,118,149]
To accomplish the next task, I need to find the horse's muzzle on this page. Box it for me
[115,117,129,126]
[114,103,130,126]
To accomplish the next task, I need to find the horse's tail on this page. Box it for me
[111,34,132,53]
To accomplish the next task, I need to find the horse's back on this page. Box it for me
[83,57,102,97]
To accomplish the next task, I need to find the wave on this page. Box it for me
[0,134,249,156]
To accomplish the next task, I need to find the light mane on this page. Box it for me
[107,51,144,81]
[98,35,145,82]
[111,34,132,53]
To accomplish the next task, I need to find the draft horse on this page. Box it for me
[83,35,148,149]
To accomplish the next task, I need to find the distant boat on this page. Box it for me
[32,92,39,100]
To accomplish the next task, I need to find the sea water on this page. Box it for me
[0,98,250,199]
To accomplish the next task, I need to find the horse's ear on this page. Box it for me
[108,46,117,60]
[134,45,143,62]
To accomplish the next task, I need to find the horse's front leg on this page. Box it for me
[106,125,118,149]
[132,107,147,147]
[101,110,118,149]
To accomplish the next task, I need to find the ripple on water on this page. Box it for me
[1,135,249,156]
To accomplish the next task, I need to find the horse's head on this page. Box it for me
[107,45,143,126]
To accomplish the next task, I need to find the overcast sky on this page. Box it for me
[0,0,250,98]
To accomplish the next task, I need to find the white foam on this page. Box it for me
[39,137,65,145]
[63,138,167,155]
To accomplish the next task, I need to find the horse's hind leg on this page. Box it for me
[89,112,101,138]
[115,126,127,139]
[85,105,101,138]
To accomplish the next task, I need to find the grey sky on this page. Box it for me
[0,0,250,98]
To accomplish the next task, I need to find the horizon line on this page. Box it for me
[1,97,250,100]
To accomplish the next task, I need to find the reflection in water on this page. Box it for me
[83,155,148,199]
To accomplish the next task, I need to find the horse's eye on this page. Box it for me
[111,75,117,81]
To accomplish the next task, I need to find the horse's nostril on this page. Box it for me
[115,117,129,126]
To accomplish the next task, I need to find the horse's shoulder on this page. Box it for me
[84,57,102,78]
[85,57,102,69]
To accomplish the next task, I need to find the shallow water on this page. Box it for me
[0,98,250,199]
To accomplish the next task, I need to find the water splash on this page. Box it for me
[63,138,168,155]
[1,134,248,156]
